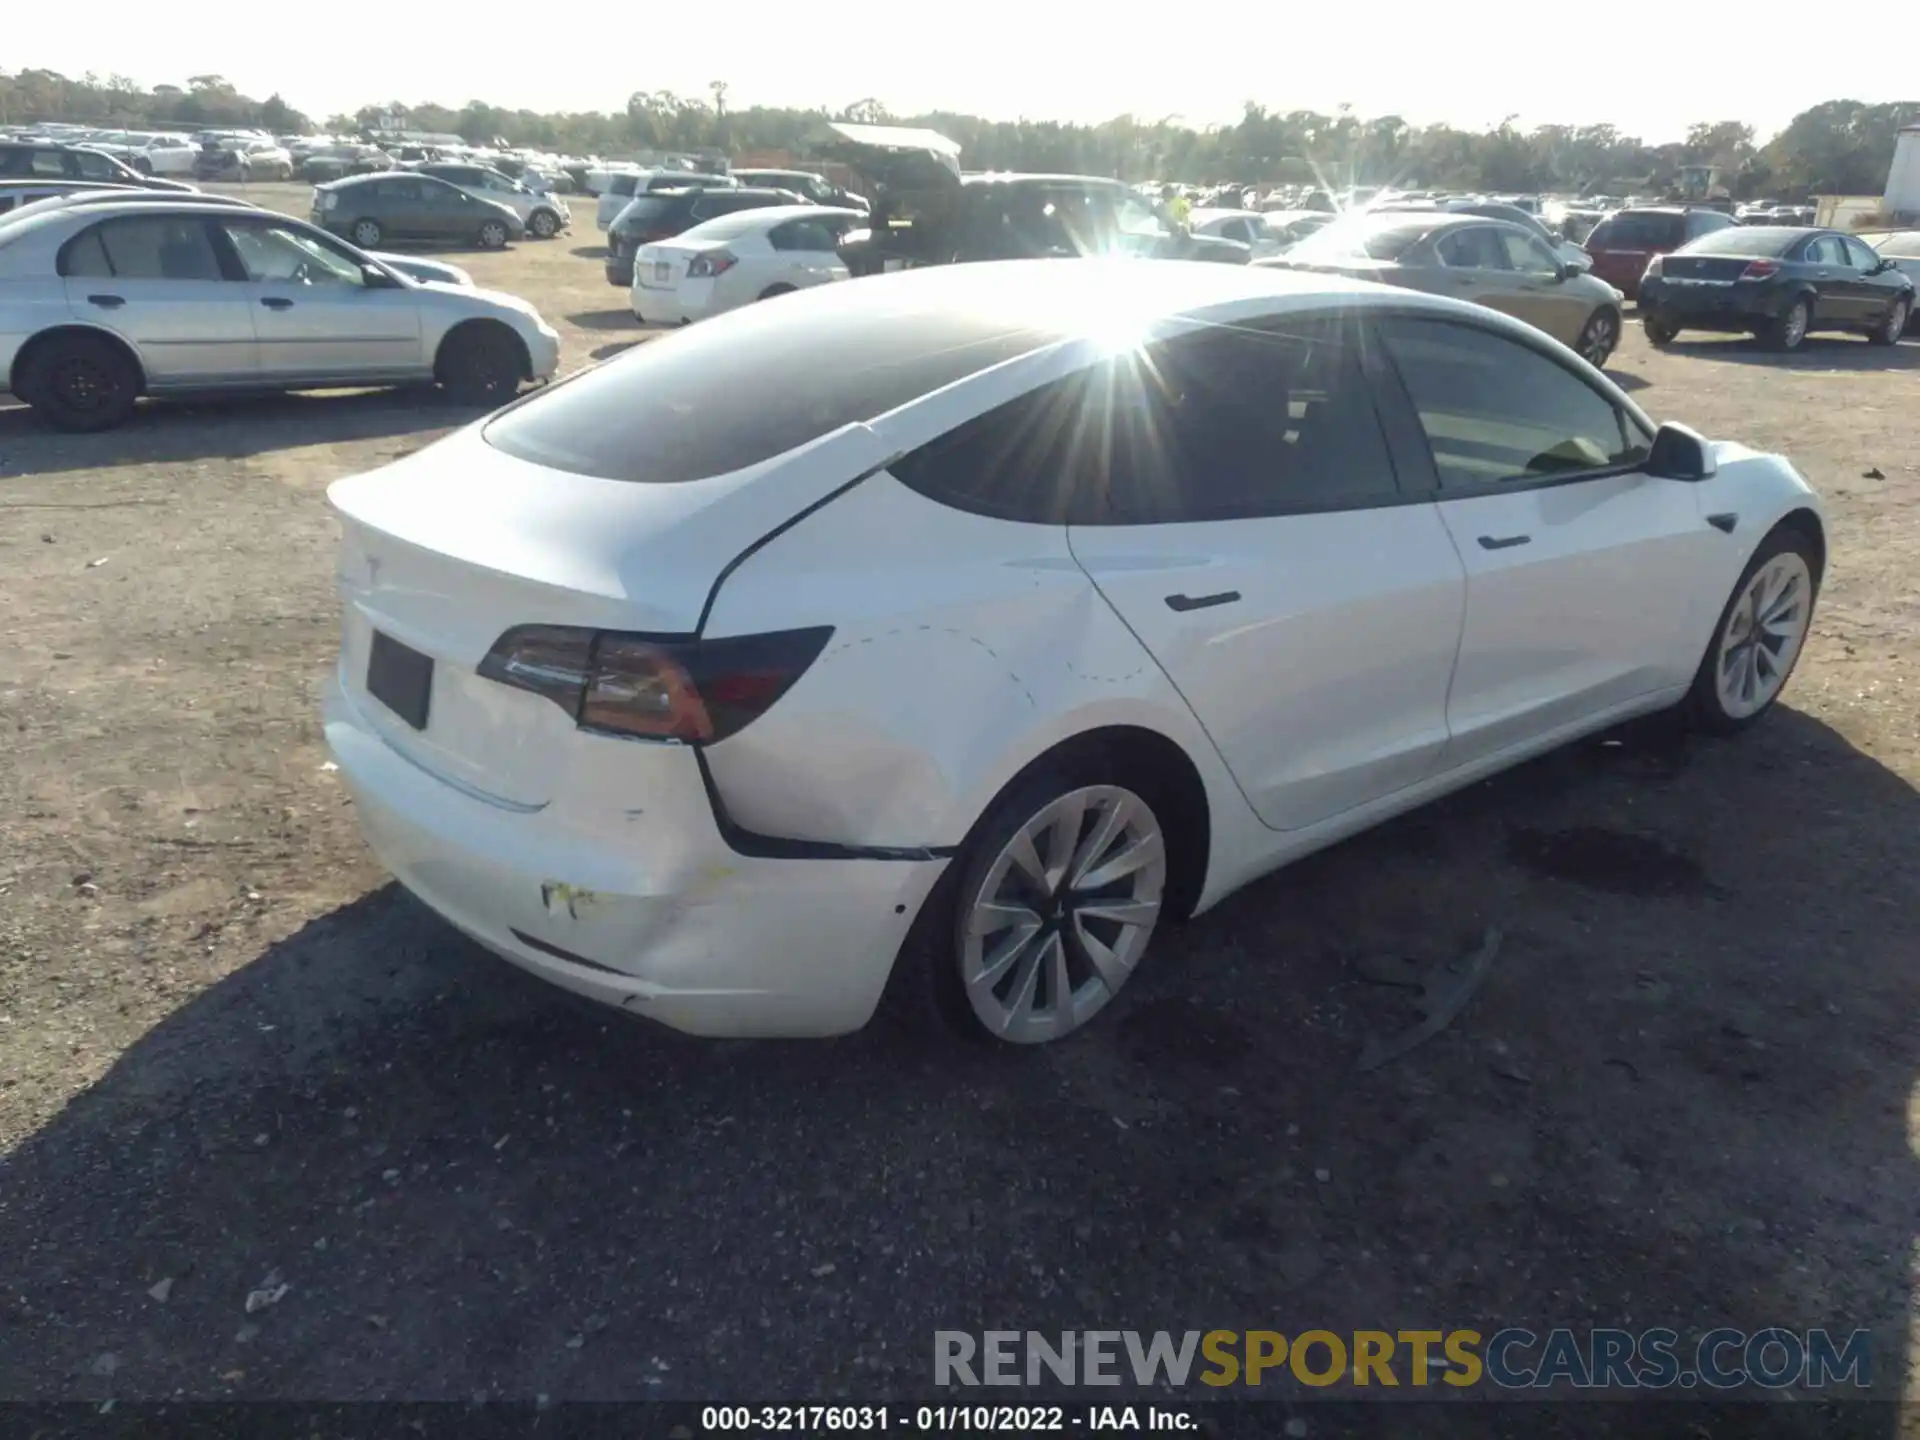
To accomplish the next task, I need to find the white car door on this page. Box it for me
[58,213,256,384]
[1374,314,1723,767]
[214,216,424,381]
[1060,316,1467,831]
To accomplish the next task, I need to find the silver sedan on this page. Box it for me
[0,199,559,431]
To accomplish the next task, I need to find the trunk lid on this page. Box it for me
[817,121,963,193]
[1659,255,1754,281]
[327,420,890,807]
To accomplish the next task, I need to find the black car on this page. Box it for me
[818,122,1249,274]
[0,142,195,192]
[1638,226,1915,352]
[604,186,804,285]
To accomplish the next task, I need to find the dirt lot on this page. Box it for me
[0,181,1916,1428]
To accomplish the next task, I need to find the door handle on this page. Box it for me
[86,294,125,308]
[260,297,295,310]
[1165,590,1241,612]
[1477,534,1531,551]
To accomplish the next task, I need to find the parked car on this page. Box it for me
[88,132,199,177]
[312,172,526,250]
[1373,200,1588,266]
[1188,208,1330,258]
[823,124,1248,274]
[1266,212,1625,367]
[1582,207,1738,300]
[1638,226,1915,351]
[595,169,739,231]
[732,168,868,212]
[320,259,1824,1043]
[0,199,558,431]
[300,145,394,183]
[1857,232,1920,332]
[195,138,295,182]
[630,205,861,323]
[0,142,196,192]
[415,163,569,238]
[604,187,804,286]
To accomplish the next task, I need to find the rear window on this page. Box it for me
[608,174,638,197]
[1287,216,1433,262]
[1587,213,1684,249]
[483,305,1062,484]
[1675,227,1801,257]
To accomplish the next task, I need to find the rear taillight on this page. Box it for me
[1740,259,1780,279]
[478,626,832,744]
[685,251,738,279]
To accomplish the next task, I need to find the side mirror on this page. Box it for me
[361,264,401,288]
[1646,421,1717,481]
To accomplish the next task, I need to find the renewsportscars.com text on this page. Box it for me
[934,1328,1872,1391]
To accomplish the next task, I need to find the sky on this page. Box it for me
[9,3,1900,145]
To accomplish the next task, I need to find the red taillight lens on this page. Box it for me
[685,250,737,279]
[478,626,832,744]
[1740,259,1780,279]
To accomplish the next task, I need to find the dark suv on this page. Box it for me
[1583,207,1737,299]
[0,143,195,192]
[604,186,804,284]
[819,123,1248,274]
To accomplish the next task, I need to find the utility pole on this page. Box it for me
[710,80,729,157]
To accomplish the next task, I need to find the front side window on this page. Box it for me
[891,317,1402,525]
[1839,235,1880,271]
[769,218,841,252]
[1801,235,1843,265]
[31,152,66,177]
[1380,316,1649,489]
[1496,229,1561,276]
[64,215,224,280]
[223,220,366,286]
[75,151,121,180]
[1436,227,1511,271]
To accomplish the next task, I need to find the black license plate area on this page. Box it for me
[367,631,433,730]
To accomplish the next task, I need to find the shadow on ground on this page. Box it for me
[566,310,640,332]
[0,711,1912,1425]
[0,391,478,480]
[1663,335,1920,371]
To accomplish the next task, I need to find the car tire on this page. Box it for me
[891,762,1171,1046]
[1765,297,1810,352]
[132,156,153,175]
[1576,307,1621,367]
[1683,525,1821,735]
[434,322,525,407]
[350,219,383,248]
[1642,315,1679,346]
[529,209,559,239]
[756,283,796,301]
[20,332,142,433]
[276,162,292,181]
[477,221,510,250]
[1867,296,1908,346]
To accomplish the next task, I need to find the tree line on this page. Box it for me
[3,68,1913,200]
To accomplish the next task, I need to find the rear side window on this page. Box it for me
[58,216,223,280]
[769,218,844,252]
[1588,213,1683,249]
[1380,317,1650,489]
[892,318,1401,525]
[483,305,1061,484]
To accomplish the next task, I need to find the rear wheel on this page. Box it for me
[477,220,510,250]
[350,218,383,248]
[893,764,1169,1045]
[435,323,524,407]
[21,332,142,433]
[1642,315,1679,346]
[275,162,292,181]
[1576,307,1620,367]
[1868,296,1908,346]
[1684,526,1819,734]
[1765,297,1810,352]
[132,156,154,175]
[529,209,560,239]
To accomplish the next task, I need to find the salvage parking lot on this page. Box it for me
[1,181,1917,1422]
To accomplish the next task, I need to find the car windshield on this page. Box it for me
[484,304,1064,484]
[1675,227,1802,257]
[1285,215,1432,262]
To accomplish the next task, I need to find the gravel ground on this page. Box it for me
[0,182,1916,1431]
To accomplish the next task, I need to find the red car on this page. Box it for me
[1583,207,1738,300]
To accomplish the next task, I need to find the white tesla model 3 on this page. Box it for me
[324,260,1825,1045]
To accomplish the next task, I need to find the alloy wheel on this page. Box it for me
[480,222,508,248]
[1715,552,1812,719]
[1578,311,1619,366]
[959,785,1166,1043]
[1885,300,1909,343]
[352,221,380,247]
[1781,301,1808,349]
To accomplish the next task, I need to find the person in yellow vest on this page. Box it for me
[1161,185,1192,228]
